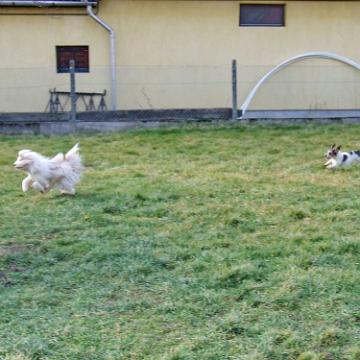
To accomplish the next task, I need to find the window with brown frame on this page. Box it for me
[56,46,89,73]
[240,4,285,27]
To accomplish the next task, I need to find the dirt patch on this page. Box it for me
[0,244,31,256]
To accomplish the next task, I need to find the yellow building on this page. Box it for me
[1,0,360,114]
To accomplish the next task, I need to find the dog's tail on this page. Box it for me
[65,143,83,178]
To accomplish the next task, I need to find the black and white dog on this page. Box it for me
[324,144,360,169]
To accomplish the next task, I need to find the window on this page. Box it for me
[240,4,285,27]
[56,46,89,73]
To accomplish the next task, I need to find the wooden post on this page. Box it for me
[232,59,238,121]
[69,59,77,122]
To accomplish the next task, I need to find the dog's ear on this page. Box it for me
[331,144,336,149]
[52,153,64,163]
[337,145,342,150]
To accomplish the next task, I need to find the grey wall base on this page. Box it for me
[241,109,360,121]
[0,120,197,135]
[2,109,360,135]
[0,109,231,135]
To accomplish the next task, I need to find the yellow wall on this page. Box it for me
[1,1,360,112]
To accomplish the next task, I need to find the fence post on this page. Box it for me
[69,59,77,122]
[232,59,238,121]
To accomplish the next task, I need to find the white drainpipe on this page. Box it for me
[86,5,117,111]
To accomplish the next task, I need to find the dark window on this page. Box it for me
[240,4,285,27]
[56,46,89,73]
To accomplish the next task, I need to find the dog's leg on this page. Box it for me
[58,179,76,195]
[22,175,33,192]
[325,159,338,169]
[60,187,75,196]
[32,181,46,193]
[326,163,338,169]
[324,160,332,166]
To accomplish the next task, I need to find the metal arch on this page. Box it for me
[239,52,360,118]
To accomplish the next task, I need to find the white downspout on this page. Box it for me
[86,5,117,111]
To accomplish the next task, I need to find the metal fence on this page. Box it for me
[2,59,360,120]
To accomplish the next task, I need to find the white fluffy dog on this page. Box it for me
[14,144,83,195]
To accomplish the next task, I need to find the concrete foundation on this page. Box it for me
[1,109,360,135]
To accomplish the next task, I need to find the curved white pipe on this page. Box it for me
[87,4,117,111]
[240,52,360,118]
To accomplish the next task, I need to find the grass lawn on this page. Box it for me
[0,124,359,360]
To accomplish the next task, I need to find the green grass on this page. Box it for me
[0,124,359,360]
